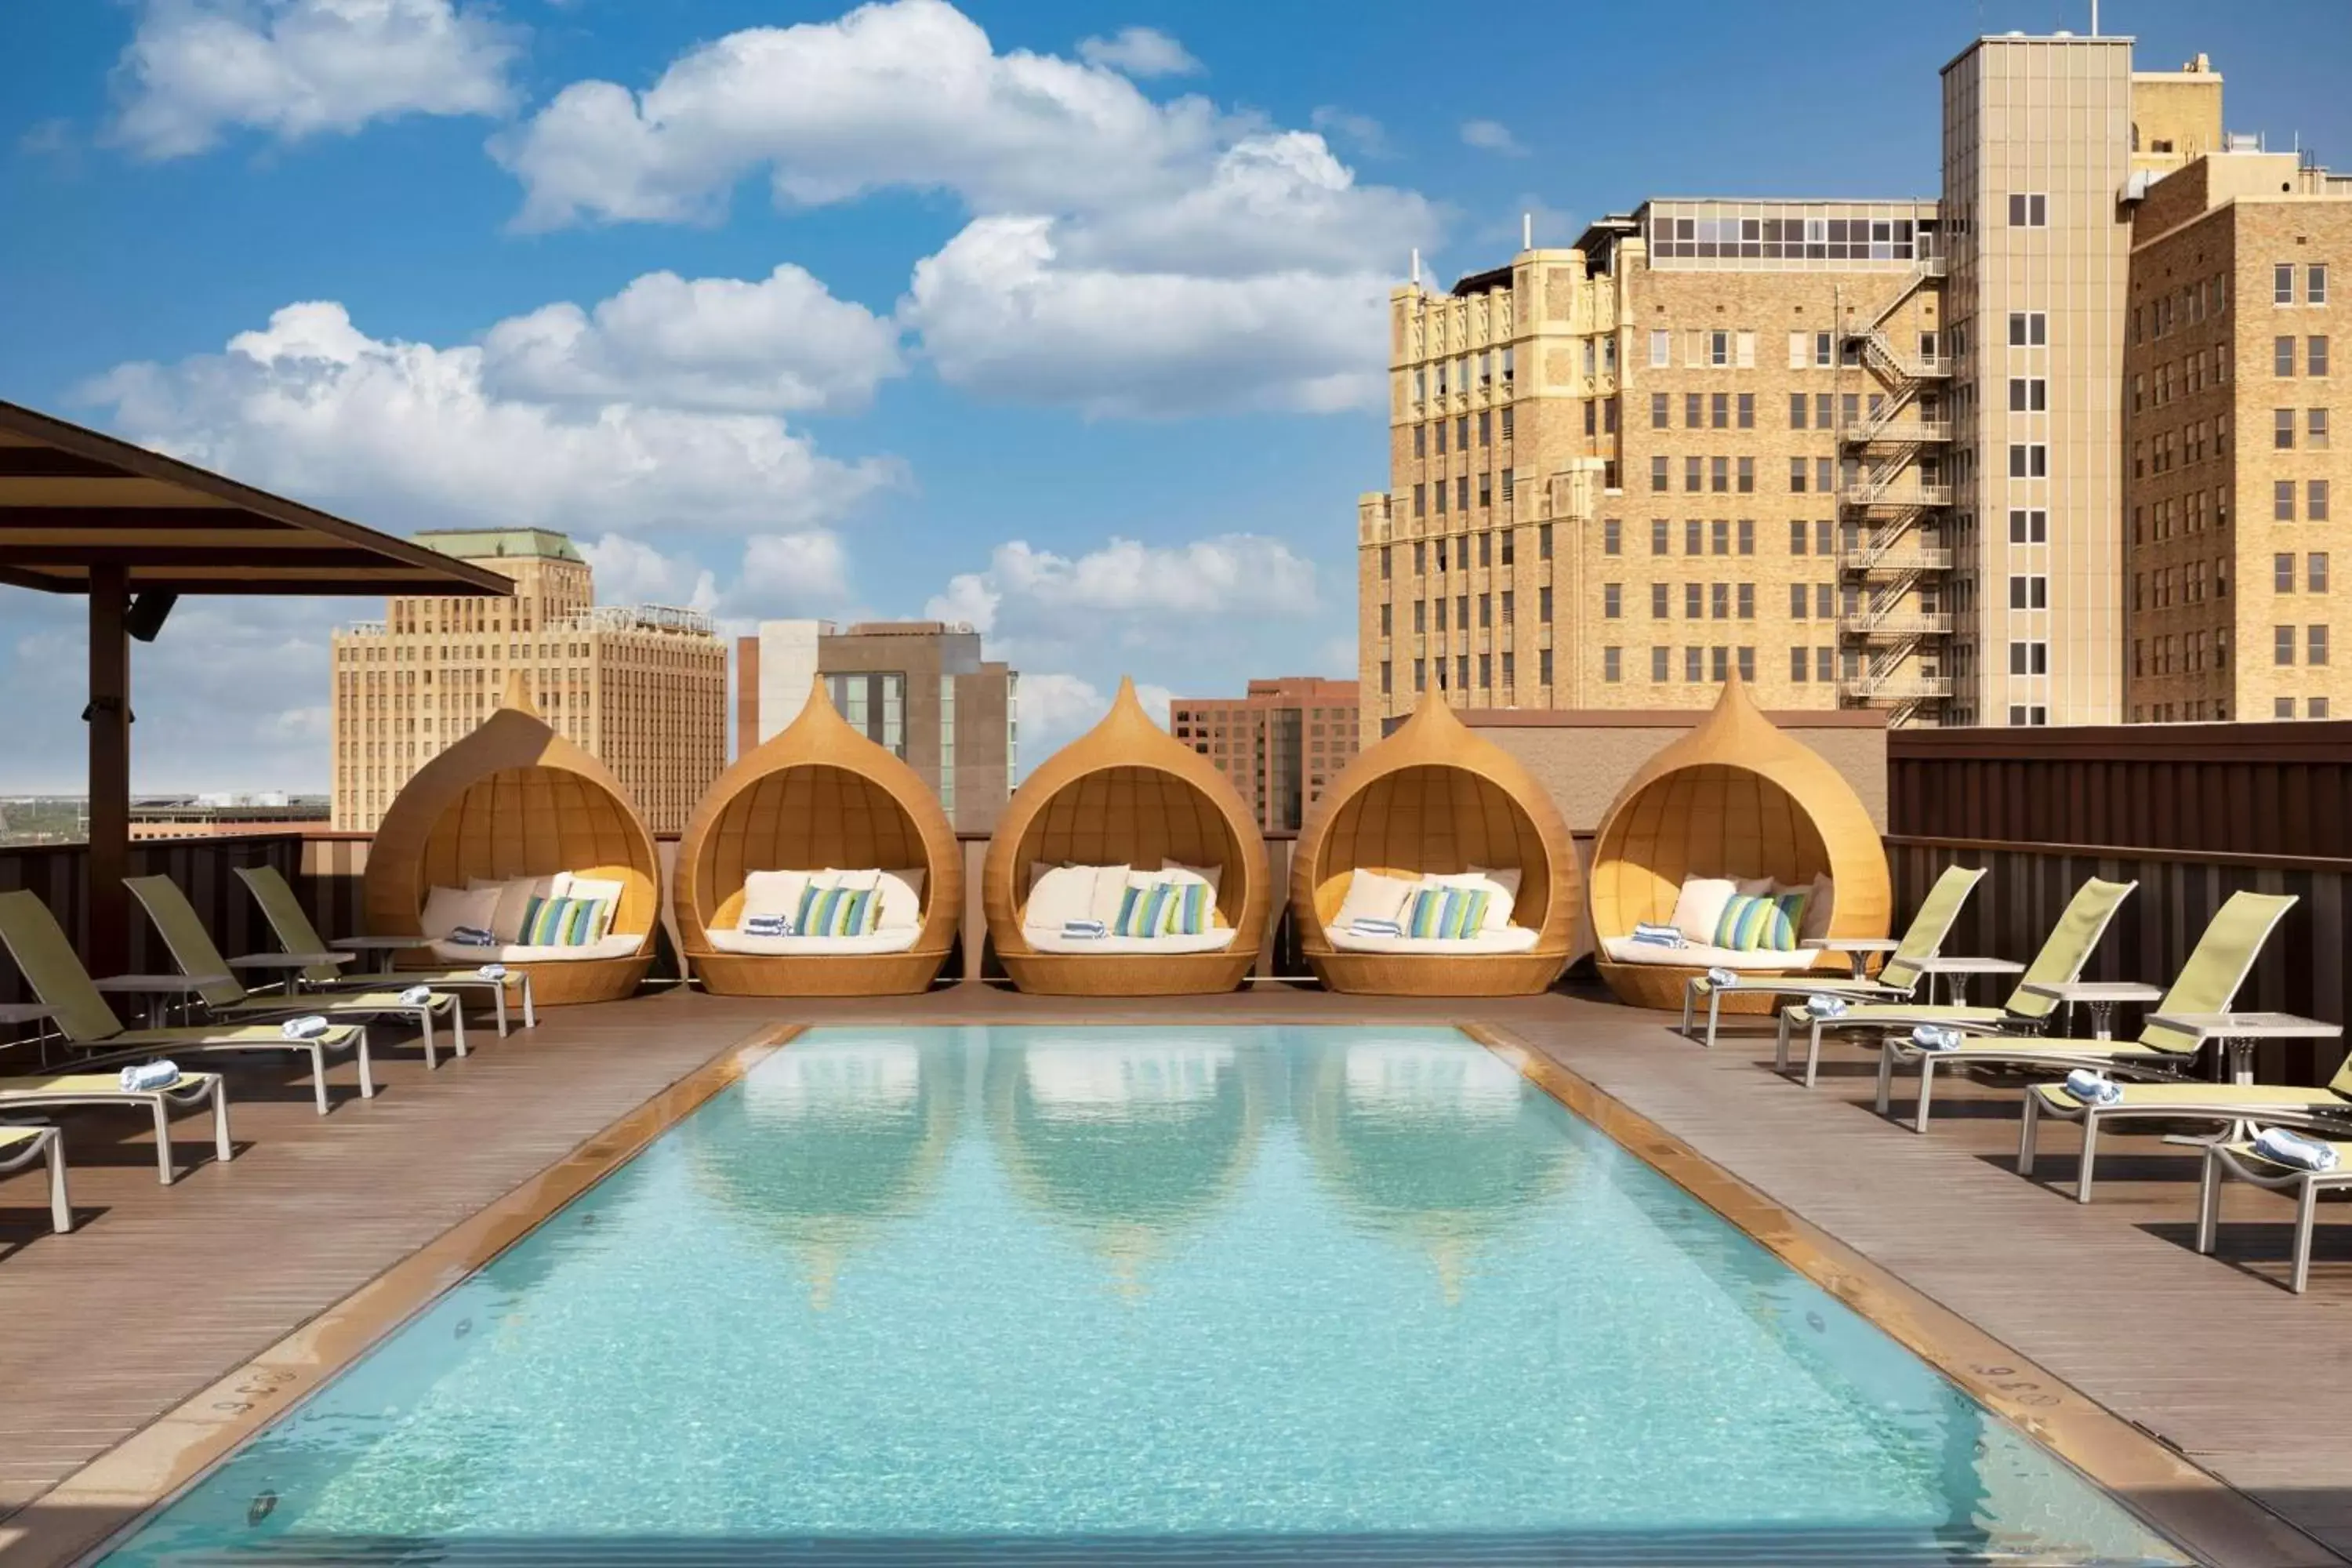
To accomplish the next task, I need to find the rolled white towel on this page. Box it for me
[1704,967,1739,989]
[1060,919,1109,939]
[1911,1025,1962,1053]
[1632,921,1684,942]
[474,963,508,980]
[1348,917,1404,937]
[2063,1068,2122,1105]
[2252,1126,2343,1172]
[118,1059,180,1092]
[397,984,434,1007]
[281,1014,332,1040]
[1807,993,1851,1019]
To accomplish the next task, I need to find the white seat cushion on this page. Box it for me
[706,927,921,956]
[1327,924,1541,956]
[1601,936,1828,971]
[430,933,645,964]
[1023,926,1240,956]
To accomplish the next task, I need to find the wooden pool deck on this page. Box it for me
[0,982,2347,1566]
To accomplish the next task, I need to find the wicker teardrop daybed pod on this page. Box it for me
[674,678,961,996]
[363,677,659,1007]
[1588,673,1891,1014]
[982,678,1269,996]
[1292,695,1577,996]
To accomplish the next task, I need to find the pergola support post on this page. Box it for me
[87,564,131,975]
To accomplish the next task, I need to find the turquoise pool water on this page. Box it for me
[100,1025,2184,1565]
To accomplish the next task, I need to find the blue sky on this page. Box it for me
[2,0,2346,790]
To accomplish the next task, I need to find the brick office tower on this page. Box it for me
[330,529,728,833]
[1359,31,2351,734]
[1170,677,1360,833]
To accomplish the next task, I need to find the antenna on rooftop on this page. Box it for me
[1410,248,1421,285]
[2089,0,2097,35]
[1523,211,1534,249]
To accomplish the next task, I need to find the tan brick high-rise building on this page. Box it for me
[330,529,727,833]
[1359,31,2352,736]
[1171,677,1359,833]
[2124,143,2351,722]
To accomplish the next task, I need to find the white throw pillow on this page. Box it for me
[1085,864,1134,927]
[821,868,884,892]
[1669,876,1739,945]
[1796,872,1835,942]
[470,874,564,942]
[421,884,500,940]
[875,868,927,931]
[1159,859,1222,895]
[1737,875,1775,897]
[741,869,814,924]
[1025,863,1096,929]
[1467,865,1526,932]
[1333,869,1419,930]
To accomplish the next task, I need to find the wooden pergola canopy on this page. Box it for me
[0,399,512,597]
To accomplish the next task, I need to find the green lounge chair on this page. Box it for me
[125,875,466,1077]
[2197,1132,2352,1295]
[1682,865,1987,1047]
[0,887,345,1123]
[232,865,533,1034]
[0,1124,71,1232]
[1777,877,2137,1087]
[1881,889,2296,1141]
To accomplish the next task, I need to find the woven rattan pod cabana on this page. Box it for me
[982,678,1269,996]
[1588,673,1890,1013]
[1292,696,1577,996]
[674,679,960,996]
[362,676,658,1006]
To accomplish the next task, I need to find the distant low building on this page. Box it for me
[130,794,330,840]
[735,620,1016,832]
[330,528,728,834]
[1170,677,1361,833]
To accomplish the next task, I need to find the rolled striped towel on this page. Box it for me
[2063,1068,2122,1105]
[1704,967,1739,989]
[1911,1025,1962,1052]
[281,1015,332,1040]
[742,917,793,938]
[2252,1126,2342,1172]
[1632,921,1686,946]
[1807,994,1850,1019]
[447,925,496,947]
[1061,919,1109,939]
[1348,917,1405,937]
[397,984,434,1007]
[474,964,508,980]
[118,1059,180,1092]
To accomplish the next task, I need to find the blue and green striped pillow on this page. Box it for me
[795,882,880,938]
[1715,890,1808,953]
[1167,880,1213,936]
[517,895,608,947]
[1403,885,1490,941]
[1112,880,1176,938]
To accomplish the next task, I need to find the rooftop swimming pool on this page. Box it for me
[98,1025,2185,1565]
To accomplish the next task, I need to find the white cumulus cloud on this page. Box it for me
[83,299,904,537]
[1013,671,1175,754]
[580,533,720,613]
[1076,26,1200,78]
[111,0,521,160]
[481,263,904,414]
[926,532,1316,653]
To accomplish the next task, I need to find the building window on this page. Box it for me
[2318,626,2336,667]
[2278,408,2299,448]
[2315,481,2332,521]
[1737,518,1755,555]
[2276,626,2297,666]
[2006,192,2047,227]
[2008,312,2047,347]
[2008,641,2048,675]
[1708,645,1730,681]
[1709,456,1727,493]
[2314,697,2332,719]
[1501,652,1515,688]
[1651,646,1669,681]
[1788,393,1807,430]
[1685,520,1703,555]
[1603,583,1622,619]
[1737,583,1755,619]
[1539,586,1553,622]
[1539,648,1553,685]
[1651,392,1669,430]
[1709,330,1730,367]
[2312,554,2332,594]
[2277,553,2298,593]
[1650,456,1669,492]
[1789,457,1808,492]
[2278,480,2299,521]
[1790,646,1809,681]
[1413,659,1426,691]
[1602,519,1622,556]
[1602,647,1622,683]
[2313,408,2332,449]
[1649,519,1668,556]
[2009,574,2048,609]
[1789,520,1808,554]
[1684,456,1702,492]
[1737,393,1755,430]
[2009,377,2046,412]
[2009,508,2048,543]
[1737,456,1755,494]
[1789,583,1809,618]
[2008,443,2048,478]
[1710,392,1728,430]
[1380,662,1392,696]
[2310,265,2332,306]
[1413,425,1426,458]
[1684,583,1703,619]
[2277,336,2296,376]
[1501,590,1515,624]
[1540,522,1554,559]
[1711,582,1730,619]
[1379,546,1391,581]
[2277,263,2297,306]
[1650,329,1671,368]
[2312,336,2332,378]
